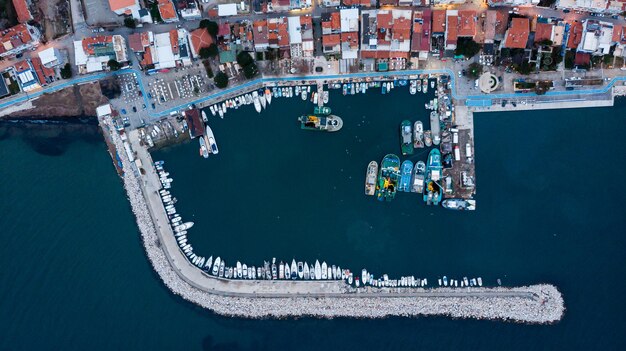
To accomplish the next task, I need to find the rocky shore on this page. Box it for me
[99,115,565,324]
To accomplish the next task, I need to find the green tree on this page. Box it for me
[150,4,162,23]
[214,71,228,88]
[236,51,254,67]
[467,62,483,78]
[515,61,533,75]
[454,38,481,58]
[199,43,219,59]
[537,39,553,47]
[60,63,72,79]
[199,20,219,37]
[564,51,575,69]
[124,17,137,29]
[107,59,121,71]
[242,63,258,79]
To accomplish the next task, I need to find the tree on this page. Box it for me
[242,63,258,79]
[236,51,254,67]
[564,51,575,69]
[535,81,552,95]
[124,17,137,29]
[454,38,481,58]
[107,59,121,71]
[515,61,533,75]
[60,63,72,79]
[214,71,228,88]
[199,44,219,59]
[537,39,553,47]
[199,20,219,37]
[467,62,483,78]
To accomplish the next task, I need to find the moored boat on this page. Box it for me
[399,160,413,192]
[313,106,331,115]
[400,120,414,155]
[205,125,218,154]
[413,121,424,148]
[298,114,343,132]
[365,161,378,196]
[424,149,443,205]
[375,154,401,202]
[424,130,433,147]
[252,91,261,113]
[411,161,426,193]
[198,137,209,158]
[442,198,476,210]
[265,88,272,104]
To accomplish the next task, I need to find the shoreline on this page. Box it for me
[98,114,565,324]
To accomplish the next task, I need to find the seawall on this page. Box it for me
[99,115,565,324]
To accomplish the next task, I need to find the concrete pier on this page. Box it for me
[101,114,565,323]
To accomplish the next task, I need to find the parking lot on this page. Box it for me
[145,64,215,109]
[83,0,122,26]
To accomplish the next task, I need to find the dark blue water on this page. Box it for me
[1,95,625,350]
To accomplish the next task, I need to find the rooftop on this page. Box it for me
[457,10,476,37]
[12,0,32,23]
[504,17,529,49]
[190,28,214,54]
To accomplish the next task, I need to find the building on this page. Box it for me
[322,0,340,6]
[12,0,33,23]
[288,16,314,58]
[188,28,214,58]
[268,17,290,51]
[321,12,341,35]
[158,0,179,23]
[534,22,555,44]
[457,10,477,39]
[38,47,64,68]
[74,35,128,74]
[30,57,56,86]
[411,10,431,59]
[0,24,41,58]
[488,0,538,5]
[503,17,530,49]
[361,9,412,60]
[445,10,458,51]
[577,20,614,55]
[253,19,269,51]
[340,8,359,33]
[556,0,620,14]
[342,0,374,6]
[178,0,202,20]
[567,21,584,50]
[108,0,140,15]
[217,3,238,16]
[12,59,53,92]
[322,34,340,55]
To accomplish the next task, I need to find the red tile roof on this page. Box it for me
[12,0,32,23]
[253,19,268,44]
[342,0,371,5]
[504,18,529,49]
[190,28,214,54]
[446,14,458,45]
[158,0,177,20]
[379,0,397,4]
[377,12,393,29]
[567,22,583,49]
[341,32,359,49]
[128,33,143,52]
[300,15,312,27]
[331,12,341,30]
[574,52,590,65]
[0,24,34,55]
[82,35,113,55]
[612,24,624,43]
[411,10,431,52]
[169,29,179,55]
[13,59,29,72]
[392,17,411,41]
[30,57,54,85]
[494,10,508,36]
[457,10,476,37]
[143,46,154,66]
[432,10,446,33]
[534,22,553,43]
[323,34,340,47]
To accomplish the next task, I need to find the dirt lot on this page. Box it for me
[35,0,71,41]
[8,82,109,119]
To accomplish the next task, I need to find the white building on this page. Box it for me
[557,0,620,14]
[38,47,64,68]
[340,8,359,33]
[577,20,614,55]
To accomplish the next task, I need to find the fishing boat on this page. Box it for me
[348,273,353,285]
[265,88,272,104]
[442,198,476,211]
[298,114,343,132]
[342,84,348,95]
[424,149,443,206]
[413,121,424,148]
[411,161,426,193]
[381,83,387,94]
[313,106,331,115]
[290,260,297,280]
[252,91,261,113]
[424,130,433,147]
[315,260,322,280]
[422,79,428,93]
[398,79,408,86]
[198,137,209,158]
[400,120,414,155]
[205,125,218,154]
[417,81,421,92]
[430,111,441,146]
[399,160,413,192]
[201,111,208,123]
[375,154,401,202]
[364,161,378,196]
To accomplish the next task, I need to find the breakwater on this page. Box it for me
[99,113,565,324]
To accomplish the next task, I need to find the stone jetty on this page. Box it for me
[99,115,565,324]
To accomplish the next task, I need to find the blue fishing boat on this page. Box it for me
[342,84,348,95]
[423,149,443,205]
[375,154,400,202]
[381,83,387,94]
[399,160,413,192]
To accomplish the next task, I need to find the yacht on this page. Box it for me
[279,262,285,279]
[236,261,242,278]
[309,264,315,279]
[303,262,310,279]
[252,91,261,113]
[315,260,322,280]
[205,125,218,155]
[297,262,304,279]
[259,90,266,109]
[212,257,221,275]
[321,262,328,279]
[265,88,272,104]
[242,264,248,279]
[284,262,290,279]
[290,259,297,280]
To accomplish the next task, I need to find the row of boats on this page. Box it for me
[365,150,474,209]
[197,118,218,159]
[438,276,483,287]
[409,78,434,95]
[400,116,440,156]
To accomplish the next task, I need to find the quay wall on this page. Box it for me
[100,116,565,324]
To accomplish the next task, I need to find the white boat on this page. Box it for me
[217,106,224,119]
[443,276,448,286]
[259,90,267,109]
[303,262,310,279]
[198,137,209,158]
[321,261,327,279]
[252,91,261,113]
[265,88,272,104]
[332,265,337,279]
[175,222,194,232]
[314,260,322,280]
[242,264,248,279]
[361,269,367,285]
[313,92,318,104]
[236,261,242,278]
[323,91,329,104]
[431,80,435,89]
[284,262,290,279]
[348,273,353,285]
[297,262,304,279]
[327,266,332,280]
[302,89,307,101]
[279,262,284,279]
[336,266,341,279]
[295,86,301,96]
[477,277,483,286]
[205,125,218,155]
[209,106,216,116]
[212,257,221,275]
[290,259,297,279]
[309,264,315,280]
[205,256,213,270]
[409,80,417,95]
